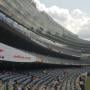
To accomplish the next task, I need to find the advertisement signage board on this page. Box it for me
[0,43,37,62]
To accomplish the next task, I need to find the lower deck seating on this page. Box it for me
[0,67,89,90]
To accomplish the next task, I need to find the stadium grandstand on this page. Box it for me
[0,0,90,90]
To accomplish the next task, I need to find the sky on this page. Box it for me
[40,0,90,13]
[33,0,90,40]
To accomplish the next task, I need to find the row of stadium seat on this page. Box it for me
[0,67,89,90]
[1,0,90,54]
[1,0,89,46]
[32,52,90,65]
[0,12,82,57]
[34,29,90,53]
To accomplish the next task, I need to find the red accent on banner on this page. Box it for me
[0,49,4,52]
[13,55,31,60]
[0,56,4,59]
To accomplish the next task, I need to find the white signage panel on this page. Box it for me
[0,43,37,62]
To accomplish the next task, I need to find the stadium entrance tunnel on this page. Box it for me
[0,22,80,60]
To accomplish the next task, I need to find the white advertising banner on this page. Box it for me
[0,43,37,62]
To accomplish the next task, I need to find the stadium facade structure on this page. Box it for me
[0,0,90,66]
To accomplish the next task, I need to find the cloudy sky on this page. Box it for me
[34,0,90,40]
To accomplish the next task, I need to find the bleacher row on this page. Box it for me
[31,51,90,65]
[0,67,88,90]
[0,12,81,57]
[1,0,90,46]
[1,0,90,54]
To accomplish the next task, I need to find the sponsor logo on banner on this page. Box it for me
[0,56,4,59]
[0,49,4,52]
[13,55,31,60]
